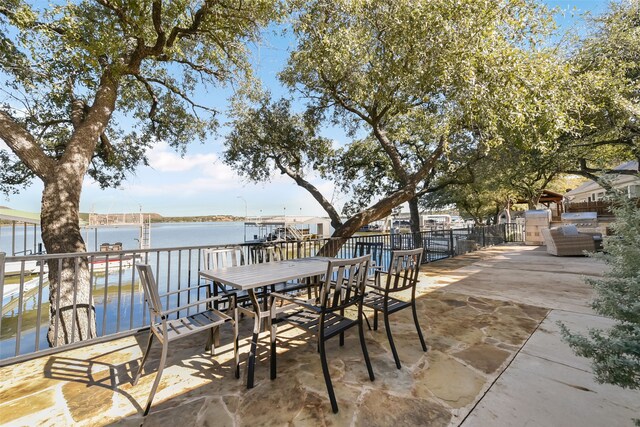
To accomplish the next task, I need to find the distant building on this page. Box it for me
[565,161,640,203]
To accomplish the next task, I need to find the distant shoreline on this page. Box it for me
[1,215,245,226]
[149,215,244,223]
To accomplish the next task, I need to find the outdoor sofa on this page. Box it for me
[540,225,601,256]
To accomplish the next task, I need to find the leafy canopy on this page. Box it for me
[0,0,281,192]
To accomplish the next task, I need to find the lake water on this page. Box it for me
[1,221,249,255]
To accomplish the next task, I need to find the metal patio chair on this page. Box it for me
[202,246,245,305]
[362,248,427,369]
[269,255,375,413]
[248,244,283,265]
[354,241,384,281]
[133,264,238,416]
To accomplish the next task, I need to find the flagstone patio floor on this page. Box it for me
[0,245,638,426]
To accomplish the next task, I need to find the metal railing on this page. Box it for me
[0,223,523,365]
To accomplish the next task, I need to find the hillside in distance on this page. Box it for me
[81,212,243,225]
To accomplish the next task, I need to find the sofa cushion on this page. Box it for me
[560,224,580,236]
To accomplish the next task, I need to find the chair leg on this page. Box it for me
[247,316,260,389]
[270,319,277,380]
[411,301,428,352]
[133,332,154,386]
[143,338,168,416]
[234,308,240,379]
[213,325,221,349]
[384,313,401,369]
[358,316,375,382]
[373,310,379,330]
[319,338,338,413]
[364,311,372,330]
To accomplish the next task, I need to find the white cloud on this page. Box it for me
[147,141,220,173]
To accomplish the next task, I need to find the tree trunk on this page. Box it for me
[318,185,417,256]
[42,171,96,346]
[408,196,423,248]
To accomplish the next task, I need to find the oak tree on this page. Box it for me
[0,0,281,345]
[226,0,566,253]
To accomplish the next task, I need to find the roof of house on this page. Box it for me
[565,161,639,197]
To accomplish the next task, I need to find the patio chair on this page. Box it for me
[269,255,375,413]
[354,241,383,268]
[133,264,238,416]
[541,226,599,256]
[202,246,245,270]
[354,241,384,281]
[362,248,427,369]
[202,246,245,306]
[248,244,283,265]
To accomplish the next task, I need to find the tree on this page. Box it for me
[562,0,639,179]
[0,1,281,345]
[560,187,640,414]
[226,0,564,253]
[224,96,343,229]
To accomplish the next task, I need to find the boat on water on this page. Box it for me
[90,242,141,273]
[3,260,40,276]
[243,216,331,243]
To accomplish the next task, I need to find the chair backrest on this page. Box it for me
[318,254,371,314]
[136,264,163,316]
[202,246,244,270]
[249,245,283,264]
[383,248,423,293]
[354,241,383,268]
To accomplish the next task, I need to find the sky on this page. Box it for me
[0,0,609,218]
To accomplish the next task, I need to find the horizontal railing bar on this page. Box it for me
[0,326,150,368]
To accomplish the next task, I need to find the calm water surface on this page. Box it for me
[0,222,251,359]
[1,221,247,254]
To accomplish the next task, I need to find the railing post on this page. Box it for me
[503,223,508,243]
[482,226,486,247]
[449,230,455,257]
[0,252,4,341]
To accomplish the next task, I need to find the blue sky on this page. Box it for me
[1,1,608,218]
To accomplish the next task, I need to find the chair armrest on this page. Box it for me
[159,284,209,298]
[366,282,386,293]
[158,294,235,318]
[269,291,319,315]
[579,232,602,239]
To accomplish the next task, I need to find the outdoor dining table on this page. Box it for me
[199,256,333,388]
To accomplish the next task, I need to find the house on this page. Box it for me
[565,161,640,203]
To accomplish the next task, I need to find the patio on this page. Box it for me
[0,245,638,426]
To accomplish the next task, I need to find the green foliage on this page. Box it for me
[0,149,32,194]
[224,96,335,183]
[0,0,282,193]
[249,0,568,223]
[425,0,639,220]
[564,0,640,169]
[561,186,640,392]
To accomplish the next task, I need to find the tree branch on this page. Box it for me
[166,0,216,48]
[274,157,343,229]
[146,77,217,113]
[371,124,408,183]
[133,74,159,129]
[565,158,640,180]
[0,111,55,180]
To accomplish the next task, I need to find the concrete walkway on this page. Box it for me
[427,246,640,427]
